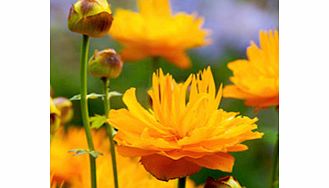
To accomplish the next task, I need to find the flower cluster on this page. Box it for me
[51,128,199,188]
[50,0,279,187]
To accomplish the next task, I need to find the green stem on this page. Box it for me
[152,56,160,72]
[178,177,186,188]
[146,57,160,106]
[147,56,160,93]
[102,78,119,188]
[80,34,97,188]
[271,133,279,188]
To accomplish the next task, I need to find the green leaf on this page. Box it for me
[70,91,121,101]
[70,93,104,101]
[89,151,103,158]
[112,128,117,137]
[68,149,103,158]
[88,93,104,99]
[69,94,80,101]
[68,148,88,156]
[90,114,108,129]
[108,91,122,99]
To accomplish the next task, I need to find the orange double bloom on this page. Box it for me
[108,67,263,181]
[109,0,209,69]
[224,30,279,108]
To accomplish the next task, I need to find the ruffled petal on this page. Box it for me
[223,85,257,99]
[140,154,201,181]
[186,152,234,172]
[122,88,171,134]
[138,0,171,18]
[117,145,156,157]
[120,47,149,61]
[245,96,279,108]
[162,51,191,69]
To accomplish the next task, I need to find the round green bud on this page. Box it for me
[88,49,123,79]
[68,0,113,37]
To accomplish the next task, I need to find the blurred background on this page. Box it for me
[51,0,278,187]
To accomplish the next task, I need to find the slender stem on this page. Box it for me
[271,133,279,188]
[80,34,97,188]
[178,177,186,188]
[102,78,119,188]
[146,57,160,106]
[149,57,160,86]
[147,56,160,94]
[152,56,160,72]
[271,107,279,188]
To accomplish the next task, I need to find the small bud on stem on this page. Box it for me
[204,176,243,188]
[88,49,123,79]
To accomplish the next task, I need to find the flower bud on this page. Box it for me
[53,97,74,124]
[88,49,123,79]
[204,176,243,188]
[50,97,61,135]
[68,0,113,37]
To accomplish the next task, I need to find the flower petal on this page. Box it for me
[117,145,156,157]
[162,51,191,69]
[138,0,171,17]
[245,96,279,108]
[186,152,234,172]
[223,85,256,99]
[120,47,148,61]
[140,154,201,181]
[122,88,171,134]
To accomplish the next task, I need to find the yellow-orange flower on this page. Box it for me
[109,0,209,69]
[223,30,279,108]
[50,128,199,188]
[50,128,109,187]
[108,67,263,181]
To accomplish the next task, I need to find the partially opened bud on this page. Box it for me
[50,98,61,135]
[68,0,113,37]
[88,49,123,79]
[204,176,243,188]
[53,97,74,124]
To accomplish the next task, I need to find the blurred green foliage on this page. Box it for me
[51,23,278,188]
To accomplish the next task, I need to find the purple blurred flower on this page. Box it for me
[172,0,278,58]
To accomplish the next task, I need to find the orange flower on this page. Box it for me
[108,67,263,181]
[50,128,199,188]
[50,128,109,187]
[223,30,279,108]
[109,0,209,69]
